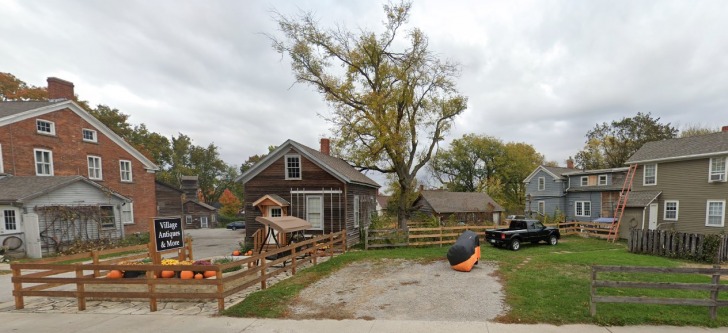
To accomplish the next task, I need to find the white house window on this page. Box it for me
[269,207,282,217]
[644,164,657,186]
[121,203,134,225]
[3,209,17,231]
[537,177,545,191]
[664,200,679,221]
[82,129,97,142]
[34,149,53,176]
[119,160,132,182]
[575,201,591,217]
[709,157,727,182]
[99,206,115,228]
[581,177,588,186]
[36,119,55,135]
[538,201,545,215]
[87,156,102,180]
[706,200,725,227]
[0,143,4,173]
[353,195,360,228]
[285,155,301,180]
[306,196,323,229]
[598,175,608,186]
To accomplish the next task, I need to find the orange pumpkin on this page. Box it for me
[203,270,217,278]
[106,270,123,279]
[194,273,204,280]
[180,270,194,279]
[160,270,175,278]
[232,250,241,256]
[245,250,253,256]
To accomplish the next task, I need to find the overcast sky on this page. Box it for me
[2,0,727,184]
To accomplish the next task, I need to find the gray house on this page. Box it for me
[0,174,130,258]
[621,129,728,235]
[524,163,628,222]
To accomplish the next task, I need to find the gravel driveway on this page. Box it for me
[288,258,507,321]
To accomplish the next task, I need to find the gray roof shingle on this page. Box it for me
[625,191,662,208]
[418,190,505,213]
[0,101,58,118]
[627,131,728,164]
[0,175,128,203]
[295,141,380,188]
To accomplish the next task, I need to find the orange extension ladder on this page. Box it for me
[607,163,638,242]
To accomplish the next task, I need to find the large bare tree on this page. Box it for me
[271,1,467,228]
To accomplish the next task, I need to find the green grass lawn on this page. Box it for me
[224,236,728,326]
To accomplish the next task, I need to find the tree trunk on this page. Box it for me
[397,179,410,230]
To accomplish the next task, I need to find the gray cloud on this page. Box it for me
[2,0,727,172]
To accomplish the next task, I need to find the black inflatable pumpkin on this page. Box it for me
[447,230,481,272]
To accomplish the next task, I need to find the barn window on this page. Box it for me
[285,155,301,180]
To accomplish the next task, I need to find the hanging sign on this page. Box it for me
[153,217,184,252]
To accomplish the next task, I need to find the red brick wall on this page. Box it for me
[0,107,157,235]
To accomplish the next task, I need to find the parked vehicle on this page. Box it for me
[226,221,245,230]
[485,219,559,251]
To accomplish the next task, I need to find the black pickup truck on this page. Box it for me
[485,219,560,251]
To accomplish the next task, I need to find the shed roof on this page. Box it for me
[417,190,504,213]
[0,175,129,204]
[255,216,312,233]
[625,191,662,208]
[184,200,217,211]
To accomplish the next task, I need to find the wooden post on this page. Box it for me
[364,227,369,250]
[91,250,100,278]
[710,265,720,320]
[147,270,157,312]
[342,230,347,254]
[439,226,443,247]
[12,265,24,309]
[75,264,86,311]
[291,246,297,275]
[186,236,194,261]
[329,233,334,258]
[216,269,224,313]
[589,266,597,317]
[260,257,267,290]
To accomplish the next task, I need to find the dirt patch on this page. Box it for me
[287,258,508,321]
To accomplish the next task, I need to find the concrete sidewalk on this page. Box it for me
[0,312,726,333]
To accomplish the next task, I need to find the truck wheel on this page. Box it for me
[549,235,558,246]
[510,239,521,251]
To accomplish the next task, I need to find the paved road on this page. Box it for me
[186,227,245,260]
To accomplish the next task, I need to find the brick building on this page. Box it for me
[0,78,159,235]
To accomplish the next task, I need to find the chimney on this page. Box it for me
[419,185,424,191]
[320,138,330,155]
[47,77,75,100]
[722,126,728,133]
[566,158,575,169]
[179,175,200,202]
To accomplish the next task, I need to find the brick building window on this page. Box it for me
[88,156,102,180]
[36,119,55,135]
[121,203,134,225]
[120,160,132,182]
[0,143,4,173]
[34,149,54,176]
[82,129,97,143]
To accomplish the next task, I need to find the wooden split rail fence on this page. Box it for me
[11,231,345,313]
[591,265,728,320]
[364,221,612,249]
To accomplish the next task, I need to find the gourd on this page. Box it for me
[180,271,194,279]
[203,270,217,278]
[194,273,204,279]
[106,270,123,279]
[232,250,241,256]
[160,270,175,278]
